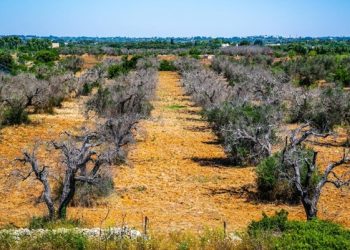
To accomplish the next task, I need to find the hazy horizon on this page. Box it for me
[0,0,349,37]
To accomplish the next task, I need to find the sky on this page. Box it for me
[0,0,349,37]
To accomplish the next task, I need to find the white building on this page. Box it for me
[51,42,60,48]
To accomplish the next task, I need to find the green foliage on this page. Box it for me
[166,104,186,110]
[0,51,15,73]
[159,60,176,71]
[205,103,277,165]
[239,40,251,46]
[34,50,59,64]
[0,105,29,126]
[253,39,264,46]
[248,210,289,235]
[28,216,83,230]
[107,55,142,78]
[107,64,128,78]
[256,148,320,203]
[19,230,88,250]
[0,231,16,250]
[246,210,350,250]
[80,82,100,96]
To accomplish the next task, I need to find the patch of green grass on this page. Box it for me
[28,216,83,230]
[166,104,187,110]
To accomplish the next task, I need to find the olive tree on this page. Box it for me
[281,125,350,220]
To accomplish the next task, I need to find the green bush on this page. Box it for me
[159,60,176,71]
[248,210,289,235]
[35,50,59,64]
[107,55,143,78]
[107,64,128,78]
[28,216,82,230]
[256,148,319,203]
[0,231,16,250]
[0,51,15,73]
[80,82,100,96]
[1,105,29,126]
[205,103,277,165]
[246,210,350,250]
[20,230,88,250]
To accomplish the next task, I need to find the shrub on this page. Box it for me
[289,86,350,132]
[35,50,59,64]
[284,55,336,86]
[60,56,84,73]
[71,174,114,207]
[107,64,128,78]
[1,105,29,125]
[245,210,350,250]
[0,231,16,250]
[206,103,278,165]
[248,210,288,235]
[19,230,88,250]
[159,60,176,71]
[0,51,14,73]
[28,216,83,230]
[107,56,143,79]
[256,148,320,203]
[80,82,100,96]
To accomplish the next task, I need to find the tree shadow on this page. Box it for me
[202,139,222,145]
[206,184,301,206]
[191,156,235,168]
[185,125,211,132]
[181,117,204,122]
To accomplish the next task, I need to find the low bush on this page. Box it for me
[107,64,128,78]
[80,81,100,96]
[19,230,88,250]
[28,216,83,230]
[71,174,114,207]
[0,105,29,126]
[256,148,320,203]
[205,103,278,165]
[289,86,350,132]
[107,55,143,78]
[35,50,59,64]
[0,51,15,73]
[245,210,350,250]
[159,60,176,71]
[60,56,84,73]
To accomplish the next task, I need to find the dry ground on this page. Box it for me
[0,71,349,233]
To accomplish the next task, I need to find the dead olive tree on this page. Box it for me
[86,68,157,118]
[17,131,119,220]
[220,45,273,57]
[281,125,350,220]
[181,68,233,108]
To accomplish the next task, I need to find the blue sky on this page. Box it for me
[0,0,349,37]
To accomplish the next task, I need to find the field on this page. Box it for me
[0,62,349,233]
[1,36,350,249]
